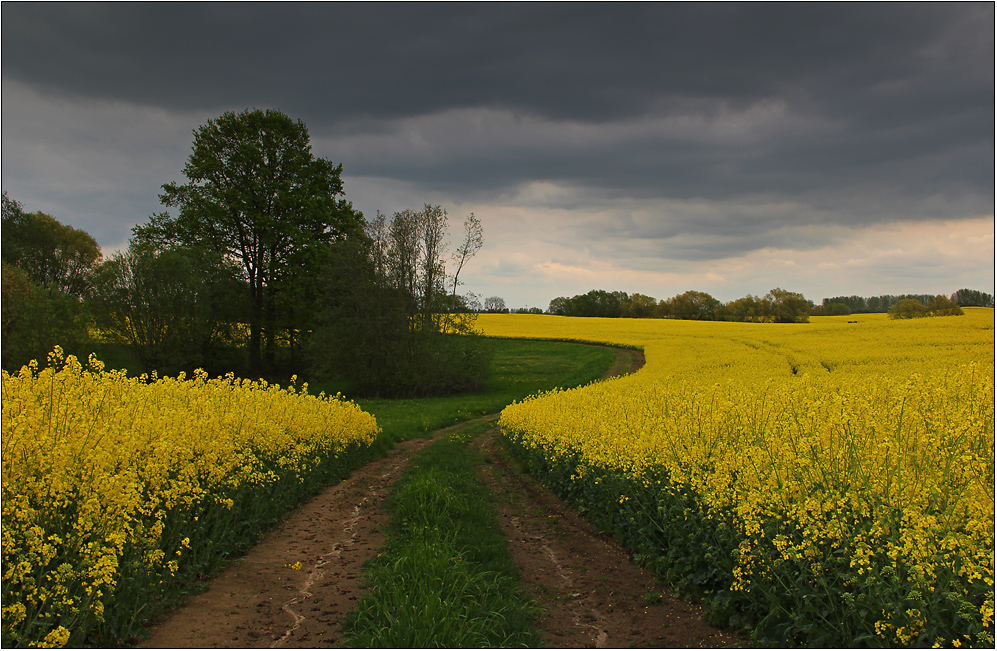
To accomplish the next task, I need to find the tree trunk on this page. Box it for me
[264,286,277,374]
[249,282,264,376]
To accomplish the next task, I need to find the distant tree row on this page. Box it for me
[887,296,964,319]
[540,286,992,323]
[548,288,813,323]
[819,290,993,314]
[951,289,996,308]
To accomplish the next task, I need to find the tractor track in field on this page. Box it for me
[467,421,742,649]
[136,346,743,648]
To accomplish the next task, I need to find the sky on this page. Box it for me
[2,3,994,310]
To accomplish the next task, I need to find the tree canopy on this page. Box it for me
[1,261,90,372]
[483,296,508,313]
[136,108,362,374]
[1,194,98,371]
[657,290,721,320]
[888,295,964,319]
[548,289,629,317]
[2,192,102,298]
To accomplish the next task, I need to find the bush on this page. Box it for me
[888,297,964,320]
[1,262,90,372]
[888,298,929,319]
[929,295,964,317]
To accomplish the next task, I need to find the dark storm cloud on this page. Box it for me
[3,3,991,125]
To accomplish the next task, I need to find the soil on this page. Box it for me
[136,347,744,648]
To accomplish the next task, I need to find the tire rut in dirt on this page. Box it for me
[470,425,745,649]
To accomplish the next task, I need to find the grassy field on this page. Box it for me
[337,337,618,442]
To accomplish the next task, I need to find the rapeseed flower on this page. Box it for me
[483,309,995,646]
[2,348,379,647]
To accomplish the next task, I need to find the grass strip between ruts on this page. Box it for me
[342,421,541,648]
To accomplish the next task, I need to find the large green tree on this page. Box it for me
[550,289,628,318]
[765,287,811,323]
[620,293,657,318]
[136,109,362,374]
[1,194,98,370]
[888,298,930,319]
[657,290,721,320]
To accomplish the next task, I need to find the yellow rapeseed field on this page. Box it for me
[483,309,995,647]
[1,348,379,647]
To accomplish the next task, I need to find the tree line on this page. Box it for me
[2,109,487,398]
[548,288,814,323]
[818,290,994,314]
[546,286,990,322]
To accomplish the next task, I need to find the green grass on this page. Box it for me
[342,423,541,648]
[341,337,618,442]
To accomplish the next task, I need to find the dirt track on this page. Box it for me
[138,348,743,648]
[137,434,437,648]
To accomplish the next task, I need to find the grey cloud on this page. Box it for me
[331,101,991,227]
[3,4,991,124]
[2,3,992,272]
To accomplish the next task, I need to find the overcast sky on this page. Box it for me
[3,3,993,309]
